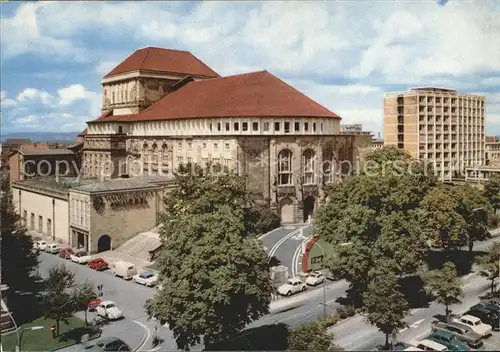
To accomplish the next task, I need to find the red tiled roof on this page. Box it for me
[92,71,340,123]
[486,136,497,143]
[104,47,220,79]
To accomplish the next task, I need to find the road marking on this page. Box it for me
[399,327,408,333]
[348,336,378,351]
[268,228,303,259]
[132,319,151,352]
[258,226,291,240]
[410,318,425,328]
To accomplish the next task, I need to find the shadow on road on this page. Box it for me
[205,323,289,351]
[424,249,487,276]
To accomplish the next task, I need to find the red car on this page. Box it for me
[59,247,75,259]
[88,258,109,271]
[88,297,102,311]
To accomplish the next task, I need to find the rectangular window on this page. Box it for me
[294,122,300,132]
[225,122,230,131]
[313,123,317,132]
[30,213,35,230]
[202,157,208,166]
[274,122,280,131]
[320,123,323,131]
[224,158,231,167]
[187,157,193,163]
[213,158,220,165]
[38,215,43,233]
[209,123,212,131]
[217,123,221,131]
[225,143,230,150]
[263,122,270,132]
[304,122,309,131]
[214,142,218,149]
[188,142,192,150]
[234,122,239,131]
[178,142,182,149]
[202,142,207,149]
[47,218,52,237]
[243,122,248,131]
[118,126,123,134]
[284,122,290,133]
[177,156,184,163]
[253,122,259,131]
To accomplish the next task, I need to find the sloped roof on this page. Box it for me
[92,71,340,122]
[104,47,220,79]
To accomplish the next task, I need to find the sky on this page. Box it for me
[1,0,500,137]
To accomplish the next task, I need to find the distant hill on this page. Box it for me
[1,132,80,143]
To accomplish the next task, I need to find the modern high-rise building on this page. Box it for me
[383,87,486,181]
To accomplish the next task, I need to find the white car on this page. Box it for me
[70,250,92,264]
[133,271,158,287]
[35,240,48,251]
[46,243,61,254]
[305,271,325,286]
[96,301,123,320]
[452,314,492,337]
[277,277,307,296]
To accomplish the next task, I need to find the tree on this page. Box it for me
[147,167,273,350]
[455,184,492,255]
[476,242,500,294]
[245,203,281,237]
[43,264,77,336]
[362,268,409,349]
[483,175,500,213]
[72,280,97,326]
[423,262,463,317]
[288,320,342,351]
[0,173,40,321]
[316,148,434,303]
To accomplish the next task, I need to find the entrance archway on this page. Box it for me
[303,196,315,222]
[97,234,111,253]
[279,198,294,224]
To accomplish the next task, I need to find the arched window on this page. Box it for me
[161,144,168,164]
[322,149,337,183]
[142,143,149,163]
[151,143,158,164]
[278,149,293,185]
[302,149,315,184]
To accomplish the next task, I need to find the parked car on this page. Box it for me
[111,260,137,280]
[46,243,61,254]
[451,314,492,337]
[466,306,499,330]
[430,319,483,349]
[393,342,423,351]
[412,339,447,351]
[59,247,75,259]
[85,337,131,351]
[473,302,500,315]
[34,240,48,251]
[96,301,123,320]
[305,271,325,286]
[88,258,109,271]
[427,330,470,351]
[70,250,92,264]
[132,271,158,287]
[481,297,500,308]
[277,277,307,296]
[88,297,103,312]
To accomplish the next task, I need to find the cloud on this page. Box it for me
[1,91,18,108]
[58,84,87,105]
[16,88,54,105]
[95,61,119,76]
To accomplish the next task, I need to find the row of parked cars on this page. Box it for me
[276,271,327,296]
[34,239,159,286]
[395,297,500,351]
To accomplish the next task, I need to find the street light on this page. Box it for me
[317,241,353,317]
[17,326,44,352]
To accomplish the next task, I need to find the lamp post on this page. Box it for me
[317,241,353,317]
[18,326,44,352]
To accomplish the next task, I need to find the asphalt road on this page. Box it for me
[38,252,175,351]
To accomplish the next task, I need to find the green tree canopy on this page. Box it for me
[316,148,434,303]
[72,280,97,326]
[483,175,500,212]
[287,320,341,352]
[147,167,273,350]
[43,264,77,336]
[423,262,463,317]
[362,266,409,349]
[476,241,500,294]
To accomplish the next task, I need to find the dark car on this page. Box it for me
[472,302,500,315]
[431,319,483,349]
[427,330,470,351]
[85,337,130,351]
[466,307,499,330]
[480,298,500,309]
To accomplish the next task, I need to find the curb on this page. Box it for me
[330,313,362,328]
[132,319,150,352]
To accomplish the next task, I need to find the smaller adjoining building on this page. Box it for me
[9,147,78,183]
[486,136,500,167]
[11,175,174,254]
[0,284,14,332]
[371,139,384,151]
